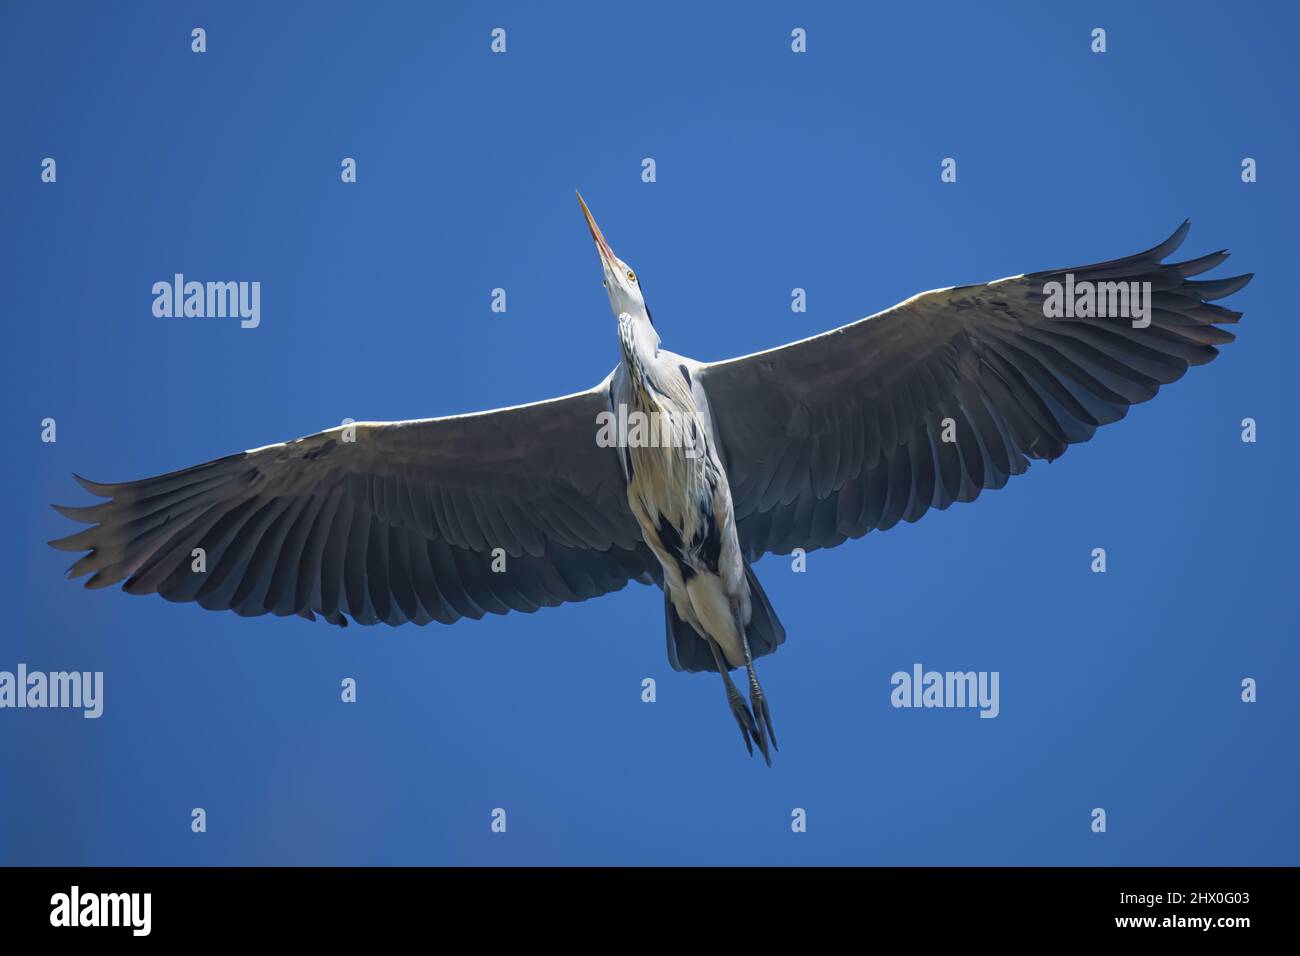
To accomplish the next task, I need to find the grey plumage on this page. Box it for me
[50,208,1251,764]
[700,220,1250,559]
[52,391,659,626]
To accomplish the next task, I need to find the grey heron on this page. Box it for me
[51,196,1252,765]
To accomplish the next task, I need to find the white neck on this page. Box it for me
[618,312,660,382]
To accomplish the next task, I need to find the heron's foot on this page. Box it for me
[747,676,774,767]
[725,683,760,759]
[749,679,777,755]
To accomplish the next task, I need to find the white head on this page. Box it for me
[578,192,652,324]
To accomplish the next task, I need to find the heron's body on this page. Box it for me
[49,197,1253,766]
[608,304,781,755]
[613,331,748,669]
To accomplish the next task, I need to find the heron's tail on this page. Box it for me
[742,563,786,661]
[664,563,786,673]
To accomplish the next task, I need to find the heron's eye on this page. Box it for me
[627,270,637,283]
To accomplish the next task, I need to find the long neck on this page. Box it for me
[618,313,662,404]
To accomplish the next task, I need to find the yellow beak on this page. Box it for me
[576,191,617,268]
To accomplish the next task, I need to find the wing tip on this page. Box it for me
[47,533,81,552]
[1152,219,1192,261]
[50,501,97,523]
[72,473,116,497]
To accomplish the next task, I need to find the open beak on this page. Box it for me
[576,191,617,270]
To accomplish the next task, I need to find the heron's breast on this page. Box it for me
[629,443,727,578]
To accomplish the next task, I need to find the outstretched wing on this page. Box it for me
[50,381,658,626]
[698,222,1252,560]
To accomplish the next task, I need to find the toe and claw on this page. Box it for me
[710,629,777,767]
[726,682,759,757]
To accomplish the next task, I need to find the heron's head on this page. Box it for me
[577,192,650,324]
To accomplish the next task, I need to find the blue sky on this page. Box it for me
[1,0,1296,865]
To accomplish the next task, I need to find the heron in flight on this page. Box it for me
[51,197,1251,765]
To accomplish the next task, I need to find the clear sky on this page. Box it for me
[1,1,1296,865]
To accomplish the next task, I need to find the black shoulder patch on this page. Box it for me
[656,514,693,582]
[679,364,691,388]
[698,511,722,575]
